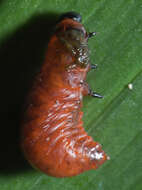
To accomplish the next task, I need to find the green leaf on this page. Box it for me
[0,0,142,190]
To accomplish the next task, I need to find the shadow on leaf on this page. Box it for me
[0,12,60,175]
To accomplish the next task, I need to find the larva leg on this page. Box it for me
[91,64,97,69]
[89,90,103,98]
[82,82,103,98]
[88,32,96,39]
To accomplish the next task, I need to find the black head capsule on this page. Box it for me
[58,12,82,23]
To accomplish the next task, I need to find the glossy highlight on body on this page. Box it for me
[21,12,109,177]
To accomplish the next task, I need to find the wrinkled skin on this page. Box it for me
[21,17,108,177]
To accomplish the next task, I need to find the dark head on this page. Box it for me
[58,12,82,23]
[56,12,85,38]
[56,12,89,68]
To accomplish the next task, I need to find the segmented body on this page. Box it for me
[21,13,108,177]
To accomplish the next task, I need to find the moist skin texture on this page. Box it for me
[21,18,108,177]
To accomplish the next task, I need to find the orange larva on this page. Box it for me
[21,12,109,177]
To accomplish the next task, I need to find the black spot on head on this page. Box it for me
[58,12,82,23]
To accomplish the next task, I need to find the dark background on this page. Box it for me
[0,12,60,174]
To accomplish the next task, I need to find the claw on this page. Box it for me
[88,32,96,38]
[90,91,103,98]
[91,64,97,69]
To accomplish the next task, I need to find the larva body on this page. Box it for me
[21,12,108,177]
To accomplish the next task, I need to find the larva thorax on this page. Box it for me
[56,18,90,69]
[42,20,91,95]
